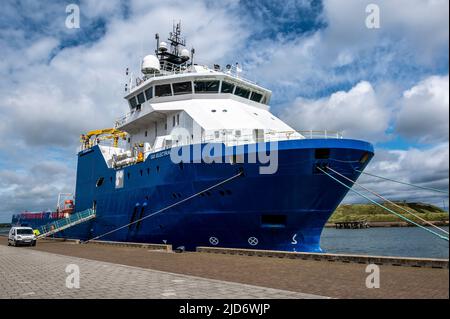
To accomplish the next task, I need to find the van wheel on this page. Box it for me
[31,241,36,247]
[8,241,11,246]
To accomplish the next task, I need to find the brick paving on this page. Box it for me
[0,245,324,299]
[0,239,448,299]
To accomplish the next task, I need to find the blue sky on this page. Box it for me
[0,0,448,222]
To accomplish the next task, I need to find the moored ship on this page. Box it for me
[12,23,374,252]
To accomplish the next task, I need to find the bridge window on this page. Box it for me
[234,86,250,98]
[145,87,153,100]
[137,92,145,104]
[155,84,172,97]
[221,81,235,93]
[250,92,263,103]
[129,96,138,108]
[194,80,220,93]
[173,81,192,95]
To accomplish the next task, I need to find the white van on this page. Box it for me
[8,227,36,247]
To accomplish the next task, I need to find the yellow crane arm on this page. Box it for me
[80,128,127,148]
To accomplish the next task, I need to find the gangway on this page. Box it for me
[35,209,96,239]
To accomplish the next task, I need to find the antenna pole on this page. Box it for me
[155,33,160,56]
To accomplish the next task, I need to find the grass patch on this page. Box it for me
[329,202,449,223]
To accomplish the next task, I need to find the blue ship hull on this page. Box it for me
[13,139,373,252]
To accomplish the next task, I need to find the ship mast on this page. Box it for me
[155,21,192,68]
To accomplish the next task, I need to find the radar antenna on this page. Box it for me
[169,21,186,57]
[155,21,193,67]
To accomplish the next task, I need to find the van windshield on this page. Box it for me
[17,229,33,235]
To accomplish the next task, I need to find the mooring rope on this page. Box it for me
[83,171,244,244]
[317,167,448,242]
[355,169,449,195]
[327,166,449,235]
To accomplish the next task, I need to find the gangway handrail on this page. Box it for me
[35,209,96,239]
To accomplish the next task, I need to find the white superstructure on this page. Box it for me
[87,23,342,169]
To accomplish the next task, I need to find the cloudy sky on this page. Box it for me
[0,0,448,222]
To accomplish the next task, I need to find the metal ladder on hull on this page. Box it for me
[35,209,96,239]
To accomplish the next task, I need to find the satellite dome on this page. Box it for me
[180,48,190,59]
[141,55,160,74]
[159,42,168,52]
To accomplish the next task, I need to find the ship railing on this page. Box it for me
[35,209,96,238]
[146,129,343,154]
[200,130,343,144]
[297,130,344,139]
[78,136,124,153]
[78,129,343,156]
[130,60,257,91]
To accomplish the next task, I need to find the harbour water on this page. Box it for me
[1,226,448,259]
[321,226,449,259]
[0,227,9,235]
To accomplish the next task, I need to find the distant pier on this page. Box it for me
[334,221,369,229]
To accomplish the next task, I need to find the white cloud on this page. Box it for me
[0,0,249,220]
[280,81,391,142]
[244,0,449,99]
[344,143,449,208]
[0,0,248,151]
[396,75,449,143]
[0,0,448,222]
[0,160,75,217]
[322,0,449,66]
[24,37,59,63]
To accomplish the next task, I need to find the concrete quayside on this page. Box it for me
[0,236,448,299]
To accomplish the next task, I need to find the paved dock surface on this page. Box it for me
[0,245,322,299]
[1,239,448,299]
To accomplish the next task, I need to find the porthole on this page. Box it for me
[219,190,225,196]
[211,109,216,113]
